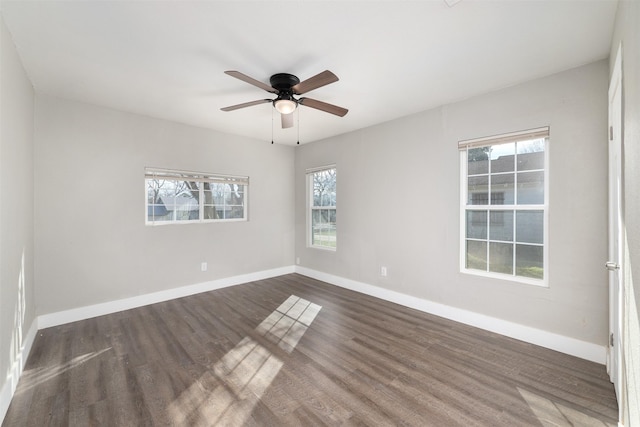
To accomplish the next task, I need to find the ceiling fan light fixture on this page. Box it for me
[274,97,297,114]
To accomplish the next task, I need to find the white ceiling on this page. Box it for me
[1,0,618,145]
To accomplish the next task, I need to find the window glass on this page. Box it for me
[489,211,514,242]
[466,210,487,239]
[515,210,544,244]
[468,176,489,205]
[517,139,545,171]
[491,173,514,205]
[468,147,489,174]
[516,244,544,279]
[466,240,487,271]
[489,242,514,274]
[517,171,544,204]
[490,142,515,173]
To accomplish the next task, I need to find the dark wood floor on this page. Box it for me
[3,274,618,426]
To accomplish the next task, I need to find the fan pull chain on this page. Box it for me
[297,108,300,145]
[271,108,274,144]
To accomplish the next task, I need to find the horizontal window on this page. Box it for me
[145,168,248,225]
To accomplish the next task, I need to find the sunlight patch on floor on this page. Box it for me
[256,295,322,353]
[16,347,112,394]
[168,295,322,425]
[517,387,615,427]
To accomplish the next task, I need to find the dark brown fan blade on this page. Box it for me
[281,113,294,129]
[221,99,271,112]
[224,71,278,93]
[298,97,348,117]
[292,70,339,95]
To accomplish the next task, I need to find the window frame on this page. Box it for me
[145,168,249,225]
[459,128,549,287]
[306,165,337,251]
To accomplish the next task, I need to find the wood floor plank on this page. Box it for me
[2,274,618,426]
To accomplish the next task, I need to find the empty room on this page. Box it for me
[1,0,639,426]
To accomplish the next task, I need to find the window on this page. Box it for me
[145,168,248,225]
[459,128,548,285]
[307,166,336,250]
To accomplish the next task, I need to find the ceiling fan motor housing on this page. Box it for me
[270,73,300,91]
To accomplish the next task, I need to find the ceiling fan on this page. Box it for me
[221,70,348,129]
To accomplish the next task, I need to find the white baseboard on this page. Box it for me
[295,266,606,364]
[38,265,295,329]
[0,319,38,423]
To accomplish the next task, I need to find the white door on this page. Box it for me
[607,43,623,404]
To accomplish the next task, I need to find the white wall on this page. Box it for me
[0,16,36,420]
[610,0,640,424]
[295,60,609,347]
[34,95,295,315]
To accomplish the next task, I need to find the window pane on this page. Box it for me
[312,210,321,246]
[466,210,487,239]
[229,184,245,218]
[516,244,543,279]
[201,183,216,219]
[517,171,544,205]
[312,208,336,248]
[147,187,157,204]
[468,176,488,205]
[153,180,199,221]
[328,209,336,224]
[516,210,543,244]
[227,184,246,219]
[466,240,487,271]
[489,242,513,274]
[490,173,514,205]
[147,179,170,221]
[148,204,170,221]
[312,209,322,226]
[157,181,177,200]
[313,169,336,207]
[176,195,199,220]
[517,139,545,171]
[468,148,489,175]
[322,192,335,207]
[214,183,228,218]
[489,211,513,241]
[490,143,515,173]
[200,182,245,220]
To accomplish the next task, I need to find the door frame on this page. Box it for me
[607,41,624,418]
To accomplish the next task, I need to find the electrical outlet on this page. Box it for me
[201,262,207,272]
[381,266,387,277]
[296,257,300,265]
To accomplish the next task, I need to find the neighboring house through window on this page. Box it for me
[145,168,248,225]
[459,128,548,285]
[307,166,336,250]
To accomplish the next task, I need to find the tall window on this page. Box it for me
[307,166,336,250]
[459,128,548,285]
[145,168,248,225]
